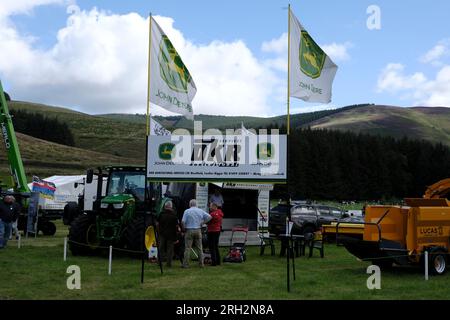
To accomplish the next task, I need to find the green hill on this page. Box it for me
[101,104,372,131]
[0,132,140,180]
[6,101,450,165]
[309,105,450,146]
[9,101,147,159]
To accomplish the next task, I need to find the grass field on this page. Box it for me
[1,221,449,300]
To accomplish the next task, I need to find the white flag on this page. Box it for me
[289,10,338,103]
[149,17,196,119]
[240,122,256,136]
[150,116,171,136]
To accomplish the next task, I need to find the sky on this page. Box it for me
[0,0,449,117]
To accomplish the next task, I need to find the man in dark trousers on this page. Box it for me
[157,200,179,267]
[0,195,21,249]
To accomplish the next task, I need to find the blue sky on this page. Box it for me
[1,0,449,116]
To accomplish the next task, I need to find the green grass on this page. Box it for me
[1,220,450,300]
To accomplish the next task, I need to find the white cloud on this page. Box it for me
[321,42,352,62]
[0,0,67,18]
[261,33,288,54]
[0,4,279,116]
[420,39,450,67]
[377,63,450,107]
[377,63,427,93]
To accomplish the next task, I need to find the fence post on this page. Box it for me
[17,234,21,249]
[424,250,429,281]
[108,246,113,275]
[63,237,68,261]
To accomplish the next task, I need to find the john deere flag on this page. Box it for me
[149,16,196,119]
[289,10,337,103]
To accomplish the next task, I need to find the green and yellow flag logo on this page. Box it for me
[158,143,176,160]
[257,143,274,160]
[158,35,193,93]
[299,30,326,79]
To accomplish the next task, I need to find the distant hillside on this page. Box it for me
[6,101,450,161]
[101,104,372,131]
[0,132,140,180]
[309,105,450,146]
[9,101,147,159]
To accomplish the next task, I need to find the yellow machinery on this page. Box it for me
[324,178,450,274]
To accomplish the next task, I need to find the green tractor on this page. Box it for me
[68,166,160,256]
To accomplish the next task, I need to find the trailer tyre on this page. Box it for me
[40,221,57,236]
[429,250,447,275]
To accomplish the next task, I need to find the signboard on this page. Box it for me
[257,190,270,236]
[195,182,209,212]
[147,134,287,182]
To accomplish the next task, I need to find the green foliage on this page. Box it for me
[10,109,75,146]
[274,128,450,201]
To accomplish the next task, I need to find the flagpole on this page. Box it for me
[287,4,291,135]
[146,13,153,136]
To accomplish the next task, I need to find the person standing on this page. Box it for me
[157,200,179,267]
[0,195,20,249]
[207,202,224,266]
[181,199,211,268]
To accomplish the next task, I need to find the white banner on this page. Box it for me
[147,134,287,182]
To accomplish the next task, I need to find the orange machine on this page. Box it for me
[334,178,450,275]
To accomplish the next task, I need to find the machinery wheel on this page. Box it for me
[68,214,98,256]
[429,250,447,275]
[124,215,149,257]
[63,202,80,226]
[40,221,57,236]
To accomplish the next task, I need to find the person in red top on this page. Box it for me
[207,202,224,266]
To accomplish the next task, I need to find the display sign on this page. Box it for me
[257,190,270,236]
[147,134,287,183]
[195,183,209,212]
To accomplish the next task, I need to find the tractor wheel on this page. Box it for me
[68,214,98,256]
[63,202,80,226]
[40,221,57,236]
[429,250,447,275]
[124,215,149,257]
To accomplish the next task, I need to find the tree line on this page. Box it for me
[10,109,75,146]
[273,128,450,201]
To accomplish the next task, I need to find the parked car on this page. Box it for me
[268,203,360,236]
